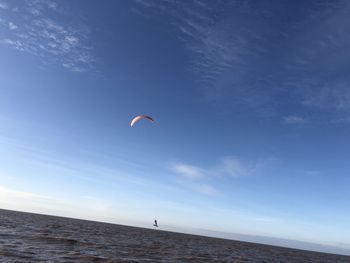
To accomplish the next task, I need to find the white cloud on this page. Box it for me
[65,35,79,45]
[300,81,350,112]
[215,156,250,177]
[8,21,17,30]
[171,163,203,179]
[44,0,58,10]
[283,116,307,124]
[214,156,277,178]
[28,7,40,16]
[171,156,273,180]
[1,38,24,51]
[170,162,216,195]
[0,1,8,9]
[171,156,275,195]
[0,0,95,72]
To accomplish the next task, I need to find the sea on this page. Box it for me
[0,209,349,262]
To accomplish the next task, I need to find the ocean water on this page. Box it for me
[0,209,348,262]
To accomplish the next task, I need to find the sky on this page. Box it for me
[1,0,350,255]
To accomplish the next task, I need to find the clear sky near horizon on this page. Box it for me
[1,0,350,254]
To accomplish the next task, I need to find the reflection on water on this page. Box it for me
[0,209,348,262]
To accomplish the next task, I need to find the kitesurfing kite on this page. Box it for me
[130,115,155,127]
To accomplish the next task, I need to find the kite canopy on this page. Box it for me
[130,115,155,127]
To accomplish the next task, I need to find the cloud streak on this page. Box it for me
[171,156,273,179]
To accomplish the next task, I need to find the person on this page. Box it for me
[153,219,158,227]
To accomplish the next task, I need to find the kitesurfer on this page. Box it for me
[153,219,158,227]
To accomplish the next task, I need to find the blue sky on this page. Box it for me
[1,0,350,254]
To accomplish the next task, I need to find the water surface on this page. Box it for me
[0,209,348,262]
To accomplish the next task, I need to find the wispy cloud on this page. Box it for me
[0,133,176,193]
[134,0,285,112]
[0,0,95,72]
[283,116,307,124]
[171,156,275,195]
[286,2,350,115]
[134,0,350,121]
[170,163,203,179]
[171,156,274,179]
[301,82,350,111]
[213,156,252,177]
